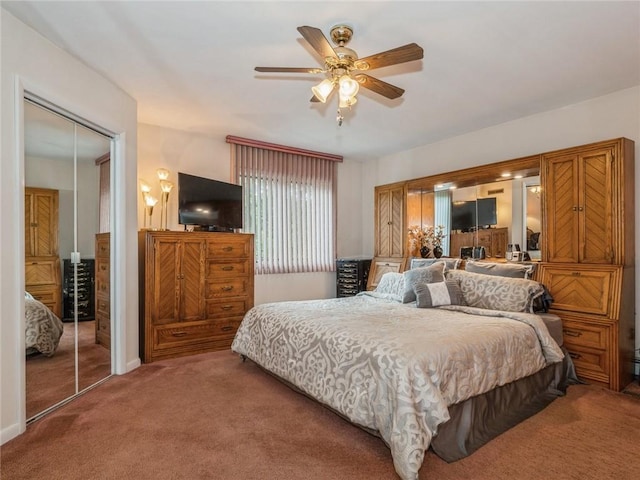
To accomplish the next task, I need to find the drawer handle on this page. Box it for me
[221,266,234,271]
[101,265,107,271]
[221,326,234,332]
[571,272,581,276]
[563,329,582,337]
[221,285,234,292]
[568,352,581,360]
[171,331,188,337]
[221,305,233,310]
[222,246,233,252]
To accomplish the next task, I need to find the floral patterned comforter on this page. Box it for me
[25,296,64,356]
[232,293,564,480]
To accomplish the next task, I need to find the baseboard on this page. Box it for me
[126,357,141,373]
[1,422,23,445]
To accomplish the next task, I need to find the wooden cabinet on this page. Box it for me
[374,182,405,258]
[95,233,110,349]
[139,231,254,363]
[25,187,59,257]
[543,143,619,263]
[539,137,635,391]
[25,187,61,318]
[449,227,508,258]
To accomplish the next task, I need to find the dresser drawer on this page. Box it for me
[153,319,241,351]
[206,236,251,258]
[206,278,249,298]
[566,345,610,383]
[96,234,110,258]
[205,298,251,319]
[205,259,250,277]
[25,257,60,285]
[537,264,620,317]
[561,319,609,350]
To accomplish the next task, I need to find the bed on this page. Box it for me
[231,262,575,480]
[25,292,64,356]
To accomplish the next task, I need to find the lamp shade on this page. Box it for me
[339,91,358,108]
[156,168,170,180]
[311,79,335,103]
[338,75,359,97]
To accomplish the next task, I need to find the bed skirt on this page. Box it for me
[243,348,578,465]
[431,347,579,462]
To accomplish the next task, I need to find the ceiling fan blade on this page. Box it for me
[255,67,324,74]
[297,26,337,60]
[355,74,405,99]
[355,43,424,71]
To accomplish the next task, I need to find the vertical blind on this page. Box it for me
[229,138,340,275]
[434,189,452,256]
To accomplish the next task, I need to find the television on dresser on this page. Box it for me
[178,172,243,231]
[451,197,497,231]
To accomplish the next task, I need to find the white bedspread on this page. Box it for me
[231,294,563,480]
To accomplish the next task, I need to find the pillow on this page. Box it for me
[414,280,466,308]
[464,260,536,279]
[446,269,545,313]
[410,257,461,272]
[402,262,446,303]
[374,272,405,302]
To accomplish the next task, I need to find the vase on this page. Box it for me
[420,246,430,258]
[433,246,443,258]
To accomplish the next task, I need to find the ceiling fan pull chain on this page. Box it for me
[336,109,344,127]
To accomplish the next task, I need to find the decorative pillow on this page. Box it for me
[374,272,405,302]
[446,269,545,313]
[410,257,461,272]
[414,280,466,308]
[464,260,536,279]
[402,262,446,303]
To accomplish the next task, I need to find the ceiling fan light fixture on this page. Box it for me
[338,74,359,97]
[339,91,357,108]
[311,78,335,103]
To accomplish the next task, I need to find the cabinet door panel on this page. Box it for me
[153,239,180,324]
[580,149,613,263]
[389,188,405,257]
[180,239,205,321]
[545,155,580,262]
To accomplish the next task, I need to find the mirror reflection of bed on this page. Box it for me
[24,99,112,421]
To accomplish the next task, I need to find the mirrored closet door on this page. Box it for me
[24,99,112,421]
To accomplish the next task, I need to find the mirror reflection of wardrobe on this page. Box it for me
[24,98,112,421]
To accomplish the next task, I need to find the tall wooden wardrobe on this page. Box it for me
[538,138,635,391]
[25,187,62,318]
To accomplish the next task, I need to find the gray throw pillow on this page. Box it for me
[410,257,461,272]
[402,262,445,303]
[415,280,466,308]
[464,260,535,279]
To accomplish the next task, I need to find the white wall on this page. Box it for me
[363,86,640,352]
[1,11,139,443]
[137,123,366,304]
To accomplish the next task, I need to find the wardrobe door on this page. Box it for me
[24,99,112,421]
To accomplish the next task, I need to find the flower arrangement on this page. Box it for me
[407,225,446,256]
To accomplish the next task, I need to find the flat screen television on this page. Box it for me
[451,197,497,231]
[178,172,243,231]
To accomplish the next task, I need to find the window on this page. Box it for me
[227,136,342,274]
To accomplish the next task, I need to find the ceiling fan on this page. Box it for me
[255,25,424,125]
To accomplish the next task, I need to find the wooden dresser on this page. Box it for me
[138,230,254,363]
[538,137,635,391]
[24,187,62,318]
[449,227,509,259]
[95,233,111,349]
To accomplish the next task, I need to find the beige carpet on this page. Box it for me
[3,350,640,480]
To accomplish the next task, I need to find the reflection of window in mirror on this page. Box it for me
[523,177,542,260]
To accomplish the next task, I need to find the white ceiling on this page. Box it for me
[4,1,640,162]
